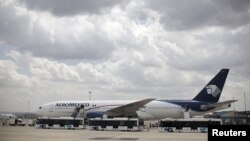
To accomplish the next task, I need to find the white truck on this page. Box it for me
[9,118,26,126]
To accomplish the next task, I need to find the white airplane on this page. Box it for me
[0,113,17,120]
[36,69,236,120]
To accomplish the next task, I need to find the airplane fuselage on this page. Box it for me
[36,100,220,120]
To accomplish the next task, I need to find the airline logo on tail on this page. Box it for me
[206,85,221,97]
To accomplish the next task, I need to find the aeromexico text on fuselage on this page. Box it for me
[55,102,90,108]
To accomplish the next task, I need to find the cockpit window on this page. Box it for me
[39,107,42,109]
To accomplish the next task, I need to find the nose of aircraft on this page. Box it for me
[34,106,43,117]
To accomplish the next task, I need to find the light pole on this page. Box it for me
[232,96,235,111]
[89,91,92,101]
[244,93,246,112]
[28,100,30,113]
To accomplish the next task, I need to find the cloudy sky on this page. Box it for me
[0,0,249,112]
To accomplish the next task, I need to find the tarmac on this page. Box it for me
[0,126,207,141]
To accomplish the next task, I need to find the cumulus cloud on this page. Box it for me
[146,0,250,30]
[0,0,115,60]
[21,0,125,16]
[0,60,29,87]
[0,0,249,112]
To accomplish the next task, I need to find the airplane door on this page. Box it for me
[49,105,53,112]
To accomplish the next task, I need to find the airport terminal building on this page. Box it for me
[207,110,250,125]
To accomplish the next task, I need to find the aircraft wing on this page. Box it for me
[201,100,237,110]
[106,98,155,117]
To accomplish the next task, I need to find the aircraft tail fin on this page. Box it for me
[192,69,229,103]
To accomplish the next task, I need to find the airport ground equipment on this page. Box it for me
[36,117,84,129]
[9,118,26,126]
[87,118,144,131]
[159,118,221,132]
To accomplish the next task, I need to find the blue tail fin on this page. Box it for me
[192,69,229,103]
